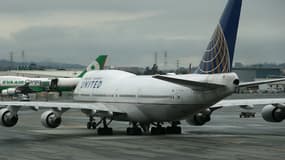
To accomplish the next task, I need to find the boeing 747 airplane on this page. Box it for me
[0,0,284,135]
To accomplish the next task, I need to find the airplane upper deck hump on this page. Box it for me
[196,0,242,74]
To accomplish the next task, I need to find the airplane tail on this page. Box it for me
[195,0,242,74]
[77,55,108,78]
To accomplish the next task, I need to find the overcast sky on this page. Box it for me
[0,0,284,68]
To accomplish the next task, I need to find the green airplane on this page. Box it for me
[0,55,108,96]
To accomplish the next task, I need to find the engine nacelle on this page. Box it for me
[261,105,285,122]
[41,111,62,128]
[1,88,20,96]
[0,108,18,127]
[186,109,211,126]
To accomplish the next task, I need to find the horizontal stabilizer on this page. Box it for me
[153,75,226,90]
[212,98,285,109]
[239,78,285,88]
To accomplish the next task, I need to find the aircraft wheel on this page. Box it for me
[166,126,182,134]
[97,127,113,135]
[92,122,97,129]
[151,127,166,135]
[126,127,142,135]
[87,122,92,129]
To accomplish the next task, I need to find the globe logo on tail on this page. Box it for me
[197,24,231,74]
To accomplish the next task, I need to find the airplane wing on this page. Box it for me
[154,75,285,91]
[0,101,126,117]
[211,98,285,109]
[239,78,285,88]
[153,75,226,90]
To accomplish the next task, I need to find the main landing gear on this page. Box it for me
[97,118,113,135]
[126,122,142,135]
[151,121,182,135]
[86,118,182,135]
[165,121,182,134]
[125,121,182,135]
[87,117,113,135]
[151,123,166,135]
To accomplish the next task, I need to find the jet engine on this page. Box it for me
[0,108,18,127]
[1,88,20,96]
[261,105,285,122]
[41,111,62,128]
[186,109,211,126]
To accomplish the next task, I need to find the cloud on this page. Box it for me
[0,10,161,39]
[0,0,284,68]
[145,34,207,41]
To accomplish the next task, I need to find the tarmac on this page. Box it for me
[0,94,285,160]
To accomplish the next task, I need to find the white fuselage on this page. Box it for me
[0,76,49,88]
[73,70,238,122]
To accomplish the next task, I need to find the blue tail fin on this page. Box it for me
[196,0,242,74]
